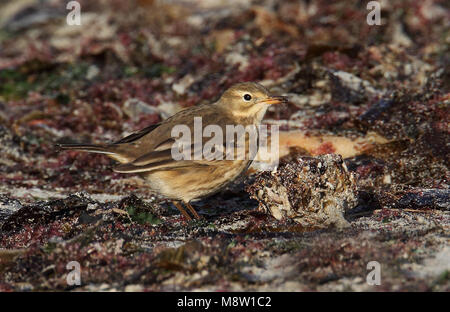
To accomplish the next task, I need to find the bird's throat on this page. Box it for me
[231,103,270,125]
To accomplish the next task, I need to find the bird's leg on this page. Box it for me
[172,201,192,220]
[185,202,202,220]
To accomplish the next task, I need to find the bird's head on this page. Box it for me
[217,82,287,122]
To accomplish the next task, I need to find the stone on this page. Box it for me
[248,154,358,229]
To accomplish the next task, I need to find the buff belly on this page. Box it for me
[144,160,250,202]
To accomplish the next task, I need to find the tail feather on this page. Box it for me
[57,143,130,163]
[58,143,113,153]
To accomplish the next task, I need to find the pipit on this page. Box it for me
[59,82,286,220]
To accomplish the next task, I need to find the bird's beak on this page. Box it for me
[258,95,288,105]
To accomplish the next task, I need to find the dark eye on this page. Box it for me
[243,94,252,101]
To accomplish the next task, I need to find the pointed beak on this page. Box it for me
[258,95,288,105]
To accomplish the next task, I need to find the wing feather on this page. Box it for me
[113,123,161,145]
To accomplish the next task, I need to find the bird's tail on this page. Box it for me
[57,143,130,163]
[58,143,114,153]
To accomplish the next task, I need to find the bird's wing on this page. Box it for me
[112,123,161,144]
[113,141,209,173]
[112,104,256,174]
[113,131,256,173]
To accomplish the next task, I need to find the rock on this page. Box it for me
[329,70,381,104]
[0,197,22,225]
[172,74,195,95]
[122,98,158,118]
[378,188,450,211]
[247,154,358,229]
[1,194,90,232]
[124,284,144,292]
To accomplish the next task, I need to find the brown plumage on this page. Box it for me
[58,82,287,220]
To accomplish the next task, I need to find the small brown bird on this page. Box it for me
[59,82,286,220]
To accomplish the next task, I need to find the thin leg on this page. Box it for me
[172,201,192,220]
[185,202,202,220]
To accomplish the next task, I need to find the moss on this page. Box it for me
[0,29,12,44]
[126,205,161,225]
[434,270,449,286]
[124,66,139,77]
[0,69,33,100]
[142,63,176,78]
[0,61,90,100]
[227,240,237,249]
[42,242,58,254]
[267,239,307,254]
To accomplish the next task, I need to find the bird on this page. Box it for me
[58,82,287,220]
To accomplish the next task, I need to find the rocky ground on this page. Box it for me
[0,0,448,291]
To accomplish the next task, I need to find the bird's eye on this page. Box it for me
[243,94,252,101]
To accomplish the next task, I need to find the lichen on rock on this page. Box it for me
[248,154,358,229]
